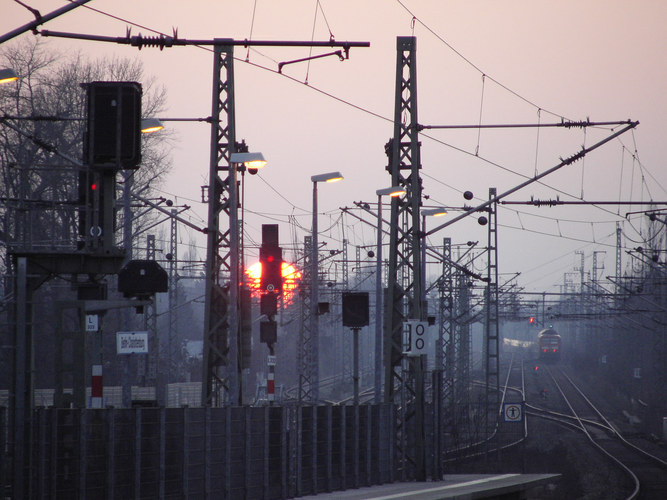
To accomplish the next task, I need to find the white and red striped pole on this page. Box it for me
[267,354,276,403]
[91,364,103,408]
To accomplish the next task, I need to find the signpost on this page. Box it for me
[116,331,149,354]
[502,402,523,423]
[85,314,99,332]
[403,320,429,356]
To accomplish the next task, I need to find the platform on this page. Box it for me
[300,473,561,500]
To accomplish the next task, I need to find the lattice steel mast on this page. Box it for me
[384,36,425,480]
[201,41,239,407]
[485,188,500,445]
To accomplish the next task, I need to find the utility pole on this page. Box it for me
[298,235,315,404]
[436,237,453,478]
[384,36,425,480]
[168,208,178,387]
[485,187,500,465]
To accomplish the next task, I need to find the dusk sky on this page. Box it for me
[3,1,666,293]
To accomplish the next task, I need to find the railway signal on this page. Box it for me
[259,224,282,293]
[259,224,281,347]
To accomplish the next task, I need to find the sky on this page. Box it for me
[2,0,666,295]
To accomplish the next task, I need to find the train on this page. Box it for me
[537,327,561,361]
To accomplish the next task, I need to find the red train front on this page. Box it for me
[537,327,561,361]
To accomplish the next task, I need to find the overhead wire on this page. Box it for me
[56,1,663,279]
[393,0,566,121]
[63,0,640,223]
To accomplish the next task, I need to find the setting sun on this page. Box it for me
[245,261,301,303]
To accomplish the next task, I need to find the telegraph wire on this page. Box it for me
[394,0,566,121]
[49,2,657,223]
[31,3,663,268]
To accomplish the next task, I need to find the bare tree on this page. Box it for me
[0,38,172,268]
[0,39,173,387]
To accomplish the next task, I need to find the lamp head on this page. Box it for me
[0,68,18,84]
[422,207,448,217]
[376,185,406,197]
[141,118,165,133]
[230,151,267,169]
[311,171,343,183]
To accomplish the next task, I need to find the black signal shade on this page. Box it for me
[87,81,142,169]
[260,292,278,317]
[342,292,370,327]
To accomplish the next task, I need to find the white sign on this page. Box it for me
[116,331,149,354]
[85,314,99,332]
[503,403,523,422]
[267,355,277,366]
[403,320,428,356]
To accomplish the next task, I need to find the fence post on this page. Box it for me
[106,409,116,500]
[204,407,211,499]
[263,406,269,499]
[80,409,87,499]
[354,404,359,488]
[225,406,231,498]
[245,407,251,497]
[296,406,302,496]
[388,404,395,483]
[326,405,332,492]
[312,406,318,494]
[50,410,58,497]
[183,408,189,497]
[159,408,166,499]
[281,407,288,499]
[38,409,47,499]
[340,406,346,488]
[366,404,372,485]
[134,409,142,499]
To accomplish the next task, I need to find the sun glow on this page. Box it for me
[245,261,301,304]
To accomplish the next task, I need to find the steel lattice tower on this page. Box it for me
[144,235,159,397]
[384,36,426,480]
[201,40,240,406]
[168,208,178,386]
[454,267,471,406]
[485,188,500,444]
[298,235,315,403]
[438,237,454,430]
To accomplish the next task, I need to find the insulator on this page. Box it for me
[130,34,175,50]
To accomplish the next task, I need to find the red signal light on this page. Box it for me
[91,182,99,191]
[266,255,275,263]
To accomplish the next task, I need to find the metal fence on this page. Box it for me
[7,404,394,499]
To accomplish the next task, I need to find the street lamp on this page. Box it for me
[374,185,406,402]
[140,118,164,133]
[140,116,216,134]
[310,171,343,401]
[229,149,266,405]
[230,151,267,170]
[0,68,18,84]
[421,207,448,218]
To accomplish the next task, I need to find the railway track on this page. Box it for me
[527,365,667,499]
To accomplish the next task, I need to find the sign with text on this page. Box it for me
[85,314,99,332]
[116,331,149,354]
[402,320,428,356]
